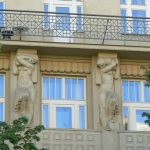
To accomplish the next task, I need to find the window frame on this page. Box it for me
[41,75,87,129]
[122,79,150,131]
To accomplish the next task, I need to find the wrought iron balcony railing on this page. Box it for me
[0,9,150,46]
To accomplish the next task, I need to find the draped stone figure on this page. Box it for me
[96,54,120,130]
[13,51,38,126]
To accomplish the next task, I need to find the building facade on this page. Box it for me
[0,0,150,149]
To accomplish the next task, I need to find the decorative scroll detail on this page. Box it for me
[40,59,91,74]
[13,50,38,126]
[120,63,147,78]
[0,55,10,70]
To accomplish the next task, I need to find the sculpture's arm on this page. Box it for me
[101,60,117,73]
[16,55,34,69]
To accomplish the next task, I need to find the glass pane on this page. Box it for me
[42,105,49,128]
[56,107,72,128]
[72,79,77,100]
[56,7,70,31]
[49,78,55,99]
[135,81,141,102]
[78,79,84,100]
[79,106,85,129]
[136,110,150,131]
[121,9,127,33]
[77,6,82,31]
[44,4,49,29]
[0,75,4,97]
[65,78,71,99]
[144,82,150,102]
[42,77,49,99]
[55,78,62,99]
[132,0,145,5]
[129,81,135,102]
[0,2,4,27]
[123,107,129,130]
[122,80,129,102]
[132,10,146,34]
[120,0,126,4]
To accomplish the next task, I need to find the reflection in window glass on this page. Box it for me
[123,107,129,130]
[0,103,3,121]
[121,9,127,33]
[144,82,150,102]
[56,107,72,128]
[42,105,49,128]
[136,110,150,131]
[120,0,126,4]
[122,80,141,102]
[132,0,145,5]
[79,106,85,129]
[0,2,4,27]
[0,75,4,97]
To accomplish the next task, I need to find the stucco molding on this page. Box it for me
[40,56,91,74]
[0,54,10,71]
[120,61,148,78]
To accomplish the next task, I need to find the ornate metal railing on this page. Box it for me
[0,9,150,46]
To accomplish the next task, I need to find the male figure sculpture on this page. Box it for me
[13,52,38,125]
[97,55,120,130]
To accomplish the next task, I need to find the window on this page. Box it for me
[44,4,49,29]
[0,2,4,27]
[0,74,5,121]
[132,10,146,34]
[122,80,150,131]
[42,76,86,129]
[132,0,145,5]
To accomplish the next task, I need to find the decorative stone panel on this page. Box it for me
[40,56,91,74]
[0,54,10,70]
[37,129,101,150]
[120,132,150,150]
[120,61,149,78]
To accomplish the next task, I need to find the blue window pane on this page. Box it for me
[42,77,49,99]
[0,103,3,121]
[129,81,135,102]
[72,79,77,100]
[121,9,127,33]
[44,4,49,29]
[77,6,82,31]
[144,83,150,102]
[132,0,145,5]
[0,75,4,97]
[49,78,55,99]
[65,78,71,99]
[135,81,141,102]
[56,107,72,128]
[78,79,84,100]
[56,7,70,31]
[79,106,85,129]
[120,0,126,4]
[0,2,4,27]
[55,78,62,99]
[136,110,150,123]
[42,105,49,128]
[123,107,129,130]
[132,10,146,34]
[122,80,129,102]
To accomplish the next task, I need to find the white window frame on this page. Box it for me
[122,79,150,131]
[0,74,5,121]
[42,76,87,129]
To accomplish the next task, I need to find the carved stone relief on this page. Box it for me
[13,50,38,126]
[96,53,120,131]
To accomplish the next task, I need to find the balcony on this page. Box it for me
[0,10,150,47]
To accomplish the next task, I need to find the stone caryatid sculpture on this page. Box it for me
[13,51,38,126]
[96,53,120,130]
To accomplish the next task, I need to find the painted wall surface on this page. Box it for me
[84,0,120,16]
